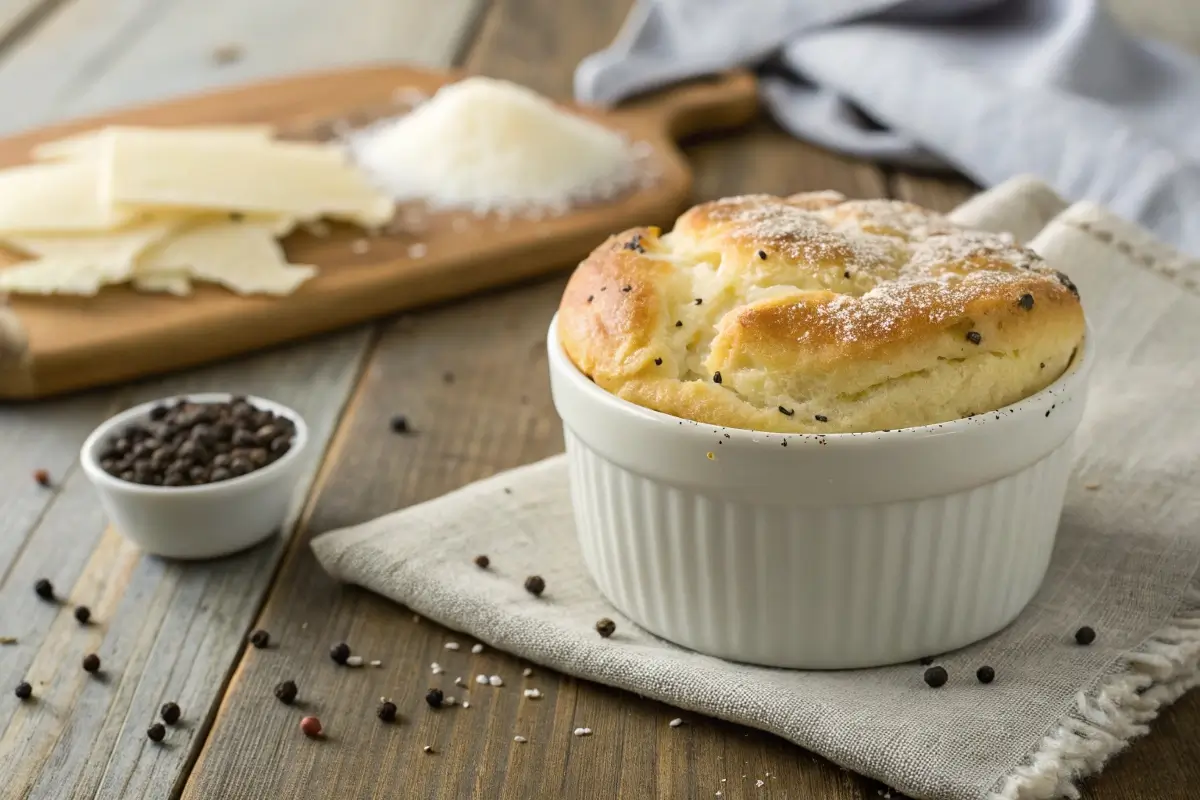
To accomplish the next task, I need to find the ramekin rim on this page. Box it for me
[79,392,309,495]
[547,312,1091,444]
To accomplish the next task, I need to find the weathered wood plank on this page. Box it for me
[0,0,486,797]
[184,0,897,798]
[0,0,483,136]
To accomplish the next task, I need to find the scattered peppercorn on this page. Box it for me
[712,372,722,384]
[425,688,444,708]
[778,406,794,417]
[73,605,91,624]
[14,682,32,700]
[34,579,54,601]
[33,469,51,487]
[976,666,996,684]
[919,656,935,666]
[82,653,101,673]
[330,642,351,664]
[378,701,398,722]
[923,666,948,688]
[474,555,490,569]
[694,298,702,305]
[843,270,851,279]
[814,415,828,423]
[654,358,663,366]
[300,716,323,737]
[621,285,632,293]
[1074,626,1096,645]
[147,723,166,743]
[160,702,182,725]
[274,680,298,705]
[757,250,767,260]
[595,618,616,638]
[586,295,594,303]
[1017,293,1034,310]
[524,576,545,597]
[249,629,270,648]
[390,415,411,434]
[623,235,645,253]
[1055,271,1079,297]
[966,331,982,345]
[675,320,682,327]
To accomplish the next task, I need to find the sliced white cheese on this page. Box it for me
[0,258,132,296]
[100,128,394,226]
[2,216,183,268]
[32,124,275,162]
[133,270,192,296]
[137,218,317,296]
[0,161,137,233]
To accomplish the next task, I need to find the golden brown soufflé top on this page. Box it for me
[556,191,1085,433]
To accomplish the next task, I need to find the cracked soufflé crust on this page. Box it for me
[556,191,1085,434]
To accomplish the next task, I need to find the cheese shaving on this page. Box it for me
[349,76,642,215]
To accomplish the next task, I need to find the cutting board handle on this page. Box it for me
[615,70,759,142]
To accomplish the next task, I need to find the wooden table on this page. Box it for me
[0,0,1196,797]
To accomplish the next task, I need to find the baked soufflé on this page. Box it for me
[557,192,1084,433]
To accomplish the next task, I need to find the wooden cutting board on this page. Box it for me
[0,64,757,400]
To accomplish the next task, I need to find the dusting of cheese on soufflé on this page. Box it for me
[556,192,1085,434]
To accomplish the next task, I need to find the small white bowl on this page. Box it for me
[80,393,309,560]
[548,314,1092,669]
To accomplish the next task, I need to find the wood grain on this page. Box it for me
[0,65,755,400]
[0,1,485,798]
[184,0,898,798]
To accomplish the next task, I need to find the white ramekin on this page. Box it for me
[548,315,1092,669]
[80,393,309,560]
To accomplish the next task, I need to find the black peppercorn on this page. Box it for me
[34,579,54,601]
[160,702,182,725]
[34,469,51,487]
[249,629,270,648]
[595,618,616,638]
[15,682,32,700]
[621,285,632,293]
[675,320,682,327]
[976,665,996,684]
[389,415,411,434]
[779,406,794,416]
[330,642,351,664]
[923,666,948,688]
[843,270,851,279]
[82,653,101,673]
[425,688,444,708]
[814,414,828,423]
[654,358,663,366]
[474,554,490,569]
[274,680,298,705]
[1017,293,1034,310]
[1074,626,1096,645]
[712,372,722,384]
[757,250,767,260]
[378,701,398,722]
[147,723,166,743]
[966,331,982,345]
[524,575,546,597]
[74,605,91,624]
[694,298,702,305]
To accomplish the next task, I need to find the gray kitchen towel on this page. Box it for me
[574,0,1200,257]
[313,177,1200,800]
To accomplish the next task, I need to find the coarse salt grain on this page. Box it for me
[423,745,434,754]
[756,780,765,788]
[513,735,528,743]
[475,674,488,685]
[488,675,503,687]
[462,701,470,708]
[573,727,592,737]
[350,77,644,216]
[523,688,541,699]
[431,662,444,674]
[522,668,533,677]
[444,642,460,651]
[370,660,382,667]
[471,643,484,654]
[669,718,683,728]
[454,676,466,688]
[444,696,456,706]
[345,655,363,667]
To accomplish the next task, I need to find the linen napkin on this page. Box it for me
[573,0,1200,257]
[312,177,1200,800]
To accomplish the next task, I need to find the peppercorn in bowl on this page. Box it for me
[548,192,1091,669]
[80,393,309,559]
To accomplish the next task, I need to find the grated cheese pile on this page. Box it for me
[349,77,643,215]
[0,125,394,297]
